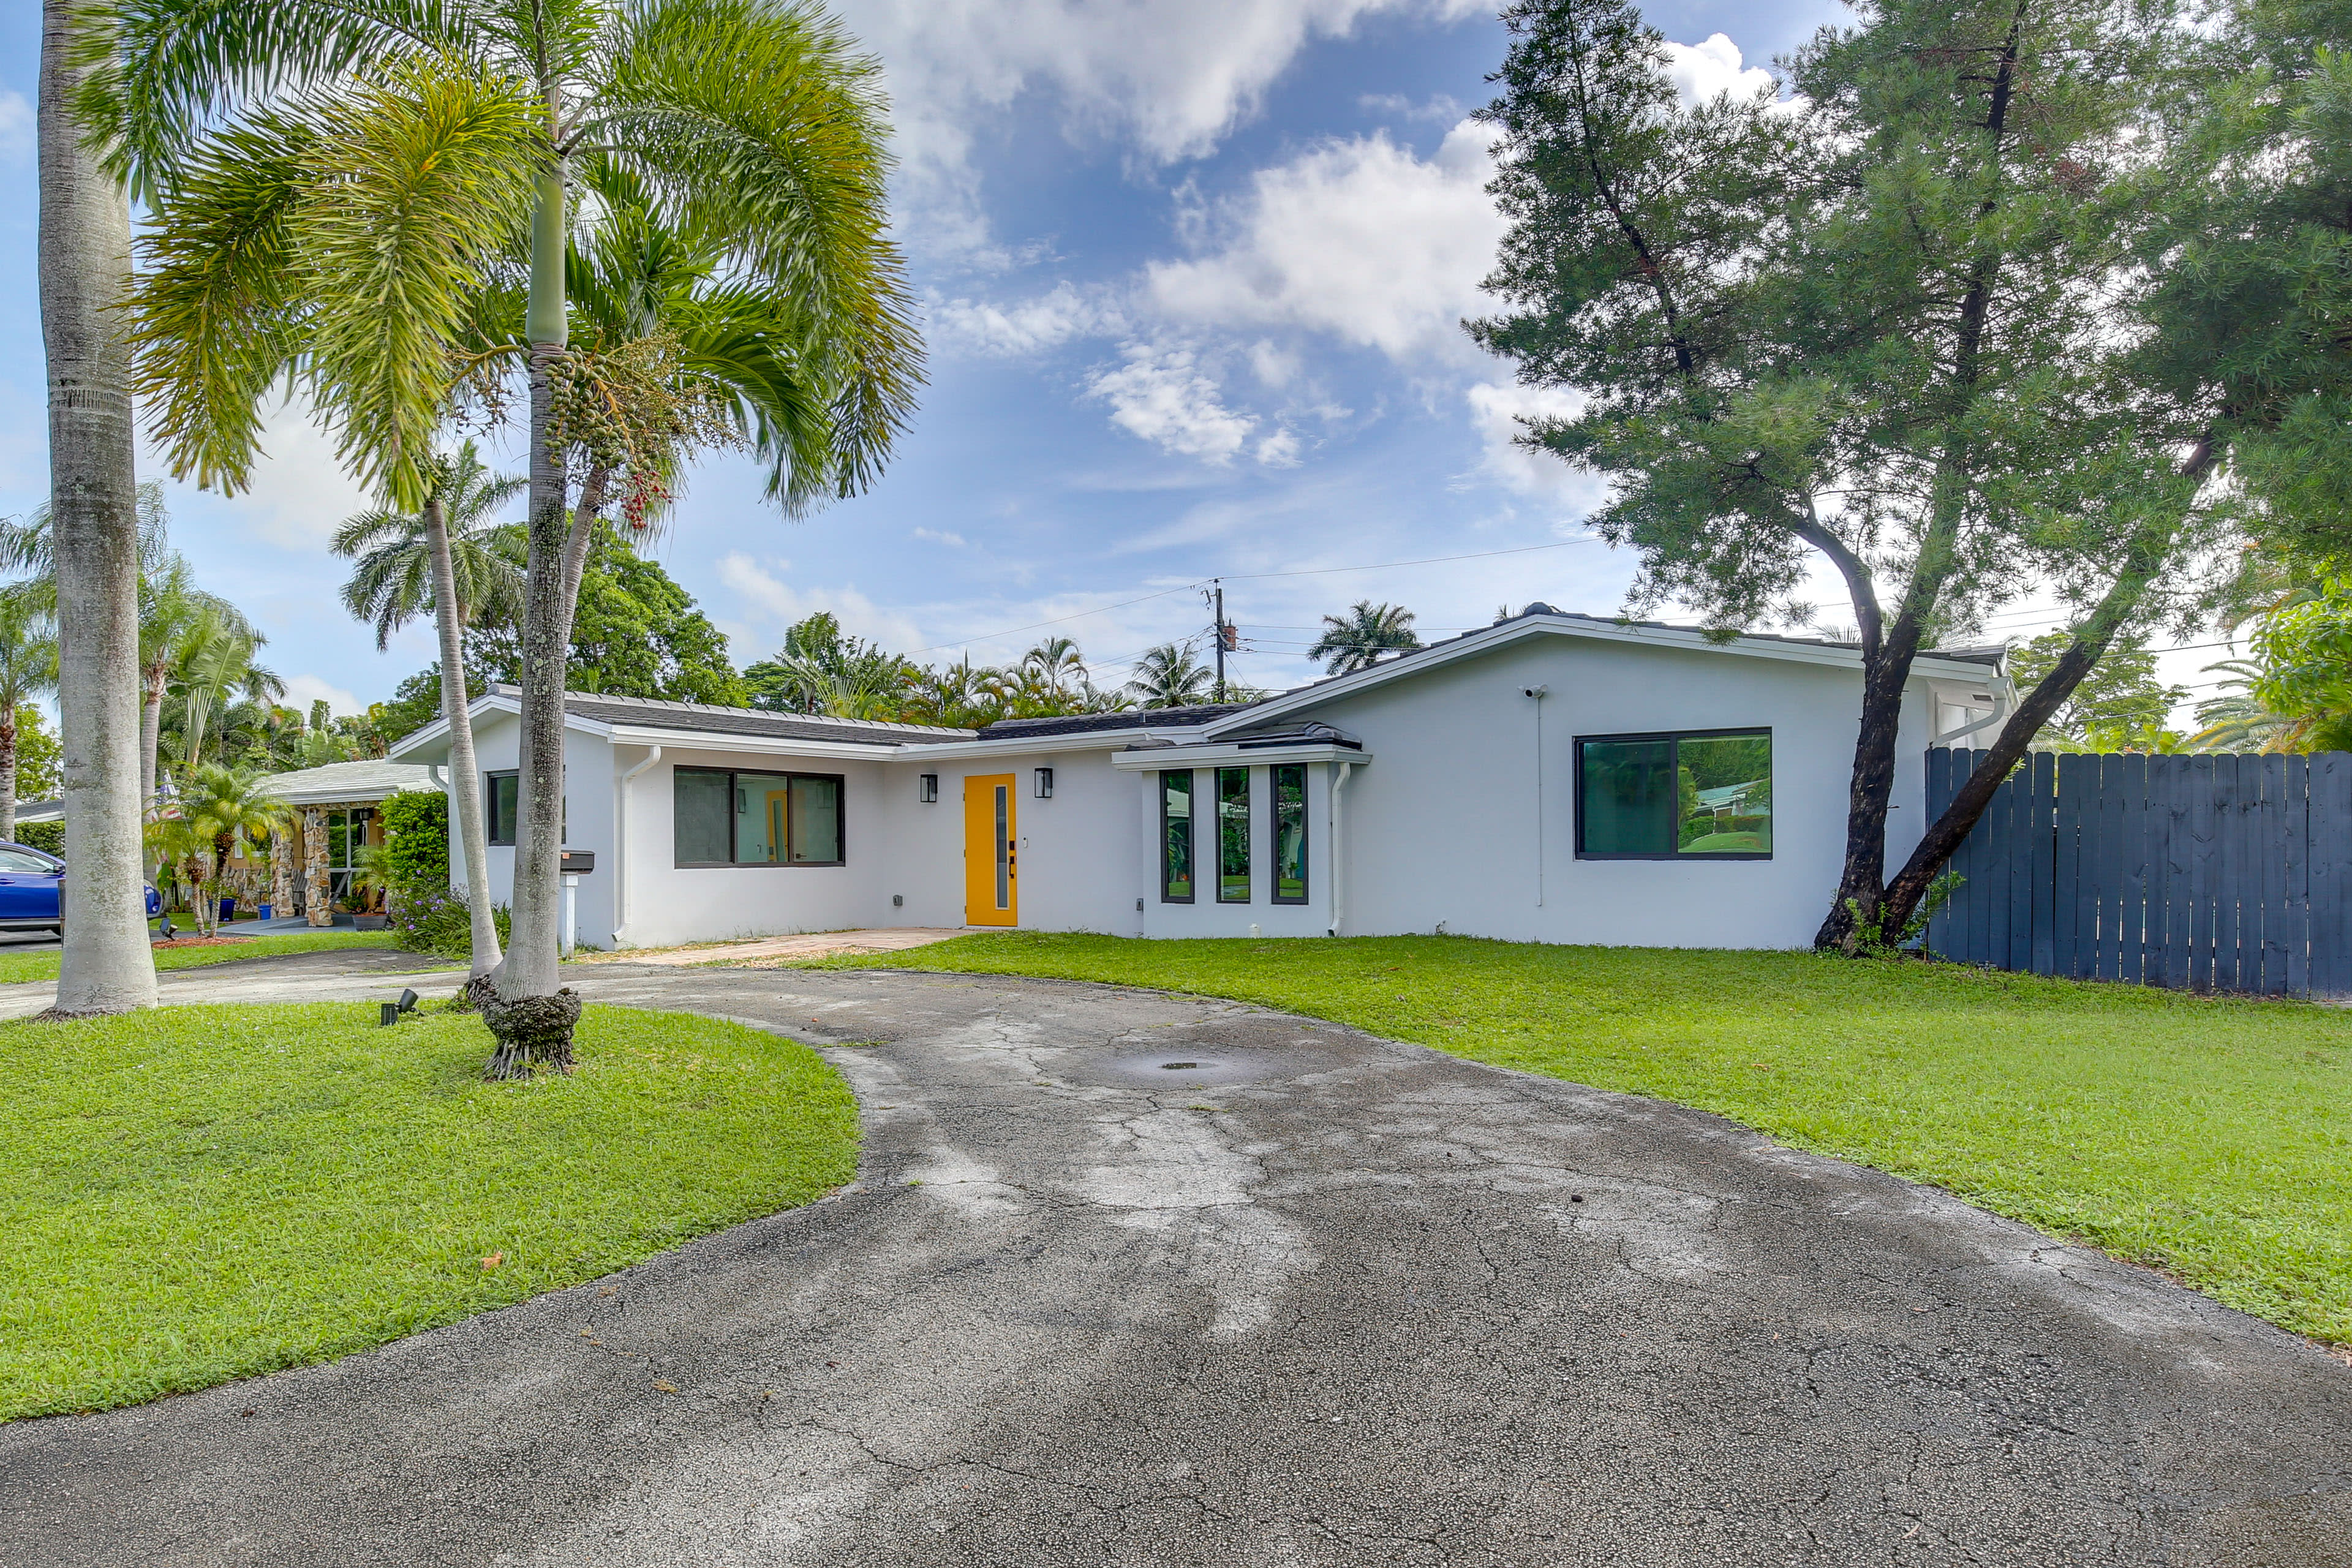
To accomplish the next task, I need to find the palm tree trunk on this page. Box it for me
[138,663,163,807]
[0,712,19,845]
[41,0,154,1015]
[424,496,502,974]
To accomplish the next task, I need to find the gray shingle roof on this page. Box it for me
[974,704,1259,740]
[483,685,976,746]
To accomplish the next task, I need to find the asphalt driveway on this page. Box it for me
[1,959,2346,1566]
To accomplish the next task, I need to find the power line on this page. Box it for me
[899,537,1599,659]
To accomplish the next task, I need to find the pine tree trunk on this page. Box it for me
[41,0,154,1016]
[425,496,502,974]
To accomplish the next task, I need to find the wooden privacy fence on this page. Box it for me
[1923,748,2352,997]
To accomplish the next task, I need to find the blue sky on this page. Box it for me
[0,0,2137,718]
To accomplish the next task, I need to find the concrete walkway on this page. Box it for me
[585,927,966,968]
[0,954,2346,1566]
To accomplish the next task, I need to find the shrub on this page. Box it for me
[388,883,509,959]
[13,821,61,855]
[379,789,450,892]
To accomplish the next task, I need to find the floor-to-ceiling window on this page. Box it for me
[1216,766,1250,902]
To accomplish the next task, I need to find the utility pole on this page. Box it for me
[1208,579,1229,703]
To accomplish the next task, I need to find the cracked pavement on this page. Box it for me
[1,956,2347,1566]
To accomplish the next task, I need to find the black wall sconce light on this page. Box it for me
[918,772,938,803]
[1033,767,1054,799]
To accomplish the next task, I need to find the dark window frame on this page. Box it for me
[1215,764,1251,904]
[1574,726,1774,862]
[672,765,849,868]
[1160,769,1195,903]
[1270,763,1310,905]
[484,771,518,846]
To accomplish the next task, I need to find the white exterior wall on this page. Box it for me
[1263,635,1935,949]
[613,749,891,948]
[447,713,622,949]
[1136,760,1335,939]
[869,747,1150,936]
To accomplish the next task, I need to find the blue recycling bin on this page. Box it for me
[218,897,237,924]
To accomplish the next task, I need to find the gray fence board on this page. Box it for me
[1928,747,2351,997]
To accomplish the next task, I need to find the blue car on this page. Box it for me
[0,842,164,935]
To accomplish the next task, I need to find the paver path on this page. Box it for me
[2,957,2347,1566]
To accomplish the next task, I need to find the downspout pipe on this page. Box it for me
[1931,694,2011,749]
[612,745,661,948]
[1327,759,1355,938]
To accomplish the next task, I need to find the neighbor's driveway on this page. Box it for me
[2,957,2347,1567]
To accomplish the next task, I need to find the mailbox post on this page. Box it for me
[559,850,595,957]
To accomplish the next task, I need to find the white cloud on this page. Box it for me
[1255,428,1303,467]
[913,526,968,546]
[717,554,927,653]
[1357,91,1465,124]
[931,282,1124,356]
[172,400,378,550]
[0,93,29,166]
[835,0,1487,255]
[283,674,363,718]
[1464,379,1602,502]
[1145,119,1506,364]
[1661,34,1777,107]
[1085,343,1260,464]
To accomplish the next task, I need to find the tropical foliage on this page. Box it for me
[1307,601,1420,674]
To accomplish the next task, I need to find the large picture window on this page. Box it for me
[674,767,846,867]
[1272,764,1308,903]
[1161,770,1194,902]
[1577,729,1771,859]
[1216,766,1250,903]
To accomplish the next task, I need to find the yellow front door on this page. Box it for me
[963,774,1017,926]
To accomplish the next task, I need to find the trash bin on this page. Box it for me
[218,897,237,924]
[257,903,273,920]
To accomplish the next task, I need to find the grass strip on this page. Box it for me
[0,930,410,987]
[1,1001,857,1420]
[820,932,2352,1344]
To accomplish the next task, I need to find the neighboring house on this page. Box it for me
[386,606,2013,952]
[24,760,438,922]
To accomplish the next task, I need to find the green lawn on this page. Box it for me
[1,1002,858,1420]
[0,930,409,986]
[820,932,2352,1344]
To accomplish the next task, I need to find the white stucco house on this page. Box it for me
[385,606,2012,951]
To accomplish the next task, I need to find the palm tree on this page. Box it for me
[0,597,59,844]
[154,763,286,937]
[138,559,262,809]
[1022,636,1088,700]
[160,608,283,779]
[39,0,155,1014]
[333,443,526,976]
[1125,644,1216,709]
[102,0,923,1069]
[1308,600,1420,675]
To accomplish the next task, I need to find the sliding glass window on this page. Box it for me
[1577,729,1771,859]
[1271,764,1308,903]
[1216,766,1251,903]
[1161,770,1194,902]
[674,767,847,867]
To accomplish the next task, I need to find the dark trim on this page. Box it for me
[484,771,518,846]
[1159,769,1195,903]
[1573,727,1774,861]
[1270,763,1310,905]
[1215,764,1250,903]
[673,765,849,868]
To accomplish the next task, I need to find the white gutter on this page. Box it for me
[611,745,662,948]
[1327,759,1355,938]
[1931,693,2011,748]
[1109,741,1369,770]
